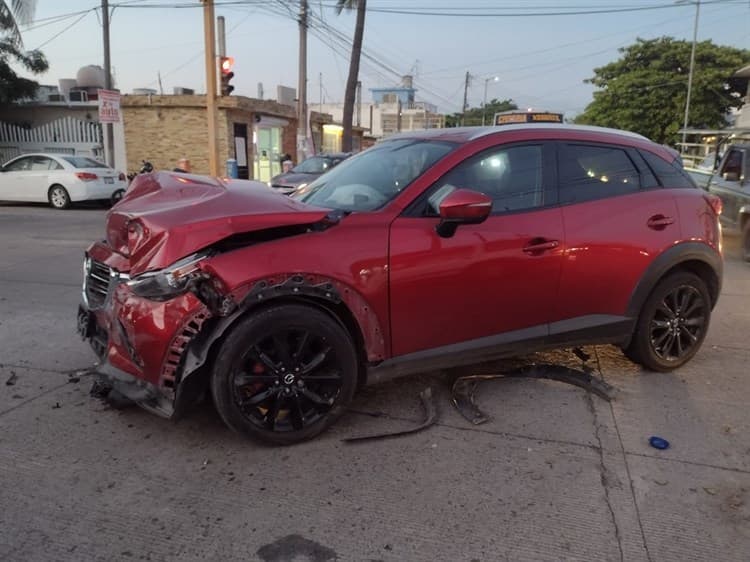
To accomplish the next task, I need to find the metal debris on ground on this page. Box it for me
[343,387,437,443]
[451,364,618,426]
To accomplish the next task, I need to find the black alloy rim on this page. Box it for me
[649,284,706,361]
[232,328,343,432]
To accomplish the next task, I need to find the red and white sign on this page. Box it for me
[98,89,121,123]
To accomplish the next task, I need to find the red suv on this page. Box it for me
[78,124,723,444]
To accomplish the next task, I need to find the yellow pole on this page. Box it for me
[202,0,219,175]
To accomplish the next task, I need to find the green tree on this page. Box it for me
[446,98,518,127]
[575,37,749,145]
[0,0,48,104]
[336,0,366,152]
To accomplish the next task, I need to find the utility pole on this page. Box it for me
[319,72,323,113]
[297,0,308,164]
[101,0,114,167]
[356,80,362,127]
[681,0,701,153]
[461,71,471,126]
[202,0,219,175]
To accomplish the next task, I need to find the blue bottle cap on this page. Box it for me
[649,436,670,450]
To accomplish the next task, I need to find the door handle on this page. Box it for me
[647,215,674,230]
[523,238,559,254]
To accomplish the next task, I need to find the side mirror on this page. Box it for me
[723,171,740,182]
[436,189,492,238]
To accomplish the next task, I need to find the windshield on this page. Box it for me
[295,139,455,212]
[293,156,333,174]
[62,156,109,169]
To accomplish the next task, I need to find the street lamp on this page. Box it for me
[482,76,499,126]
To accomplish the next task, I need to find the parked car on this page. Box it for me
[269,152,351,194]
[702,144,750,260]
[0,153,127,209]
[78,124,723,444]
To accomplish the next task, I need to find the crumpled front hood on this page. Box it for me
[107,171,331,276]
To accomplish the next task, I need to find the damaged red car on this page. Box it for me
[78,124,723,444]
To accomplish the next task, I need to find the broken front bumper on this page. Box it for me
[78,248,211,418]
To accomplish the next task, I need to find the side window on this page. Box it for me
[4,157,32,171]
[720,150,744,179]
[558,144,640,204]
[31,156,54,171]
[639,150,696,189]
[428,144,545,214]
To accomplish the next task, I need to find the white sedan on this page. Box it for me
[0,153,128,209]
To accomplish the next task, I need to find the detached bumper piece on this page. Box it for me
[451,364,618,426]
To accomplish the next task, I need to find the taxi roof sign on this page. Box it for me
[494,111,563,126]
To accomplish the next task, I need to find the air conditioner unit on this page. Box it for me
[173,87,195,95]
[68,90,88,102]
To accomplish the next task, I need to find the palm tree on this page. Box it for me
[0,0,48,104]
[336,0,366,152]
[1,0,37,47]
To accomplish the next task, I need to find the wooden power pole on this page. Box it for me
[297,0,308,164]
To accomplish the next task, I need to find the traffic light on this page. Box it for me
[219,56,235,96]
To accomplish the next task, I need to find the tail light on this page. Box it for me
[76,172,98,181]
[704,194,722,216]
[119,172,126,181]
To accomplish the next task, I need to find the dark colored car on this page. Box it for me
[78,124,723,444]
[269,153,351,194]
[703,144,750,260]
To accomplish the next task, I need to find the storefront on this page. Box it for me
[253,115,288,183]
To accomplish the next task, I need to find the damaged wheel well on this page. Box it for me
[173,293,370,417]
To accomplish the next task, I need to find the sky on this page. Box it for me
[13,0,750,119]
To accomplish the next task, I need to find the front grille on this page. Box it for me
[85,259,112,309]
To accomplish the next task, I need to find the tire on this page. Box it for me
[211,304,358,445]
[48,185,71,209]
[742,219,750,263]
[110,188,125,207]
[625,271,711,372]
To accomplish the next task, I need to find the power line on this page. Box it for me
[33,11,92,50]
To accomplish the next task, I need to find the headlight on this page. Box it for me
[127,252,209,301]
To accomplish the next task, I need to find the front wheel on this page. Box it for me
[48,185,71,209]
[211,304,358,445]
[625,272,711,372]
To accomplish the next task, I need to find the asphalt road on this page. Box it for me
[1,204,748,562]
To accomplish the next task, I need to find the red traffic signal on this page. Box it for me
[219,56,235,96]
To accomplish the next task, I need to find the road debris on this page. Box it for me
[649,436,670,450]
[343,387,437,443]
[5,371,17,386]
[451,364,618,426]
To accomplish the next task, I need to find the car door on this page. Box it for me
[708,147,747,230]
[0,156,33,201]
[553,142,679,326]
[27,156,59,202]
[388,142,564,358]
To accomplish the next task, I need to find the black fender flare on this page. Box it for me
[625,242,723,323]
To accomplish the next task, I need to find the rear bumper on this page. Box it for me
[71,180,127,201]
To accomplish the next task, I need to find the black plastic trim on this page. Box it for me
[366,314,634,386]
[625,242,723,321]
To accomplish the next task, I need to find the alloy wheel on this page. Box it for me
[648,284,706,362]
[232,328,343,432]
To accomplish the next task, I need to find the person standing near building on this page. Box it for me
[174,158,192,173]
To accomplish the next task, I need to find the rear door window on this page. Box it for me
[558,144,641,204]
[719,149,744,180]
[639,149,696,188]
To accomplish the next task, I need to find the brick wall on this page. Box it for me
[121,95,297,176]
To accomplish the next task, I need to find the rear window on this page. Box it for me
[558,144,641,204]
[62,156,108,169]
[639,150,696,189]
